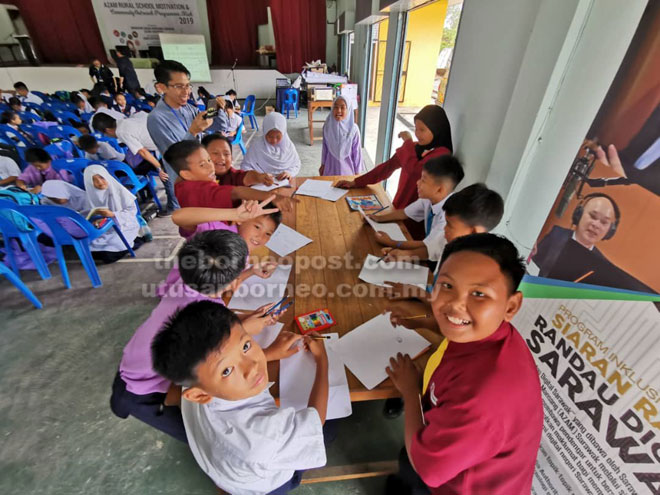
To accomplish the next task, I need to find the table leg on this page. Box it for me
[309,104,314,146]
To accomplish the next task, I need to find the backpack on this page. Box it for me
[0,186,40,232]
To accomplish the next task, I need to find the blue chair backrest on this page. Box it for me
[18,111,42,123]
[124,93,136,105]
[46,125,82,140]
[0,124,33,148]
[44,140,76,160]
[91,132,126,153]
[23,101,42,112]
[80,111,94,122]
[244,95,256,113]
[19,124,49,145]
[101,160,143,194]
[51,158,90,188]
[233,122,244,142]
[53,110,81,126]
[31,91,49,100]
[13,203,93,243]
[134,101,152,113]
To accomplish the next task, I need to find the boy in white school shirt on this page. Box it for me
[152,301,329,495]
[369,154,464,262]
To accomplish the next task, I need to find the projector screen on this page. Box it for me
[159,33,212,83]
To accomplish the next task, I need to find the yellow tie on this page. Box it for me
[422,339,449,394]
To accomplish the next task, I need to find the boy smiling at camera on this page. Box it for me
[385,233,543,495]
[152,301,329,494]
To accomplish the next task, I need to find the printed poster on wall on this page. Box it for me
[91,1,203,56]
[526,1,659,296]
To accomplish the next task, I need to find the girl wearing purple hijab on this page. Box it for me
[320,96,362,176]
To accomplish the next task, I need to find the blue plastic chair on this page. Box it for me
[102,160,162,211]
[51,158,90,189]
[0,124,35,148]
[15,204,136,288]
[230,122,247,156]
[0,204,52,280]
[282,89,299,119]
[0,263,42,309]
[23,101,43,112]
[44,125,82,141]
[53,110,82,127]
[19,124,50,146]
[242,95,258,130]
[31,90,49,101]
[80,111,94,123]
[18,111,42,123]
[91,132,127,154]
[134,101,152,113]
[44,140,78,160]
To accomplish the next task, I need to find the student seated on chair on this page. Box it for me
[111,228,287,443]
[7,96,25,113]
[225,89,241,112]
[369,155,464,262]
[41,180,91,216]
[224,105,241,138]
[13,81,43,105]
[16,148,72,194]
[1,111,37,146]
[0,154,21,187]
[113,93,136,117]
[82,165,141,263]
[163,140,296,214]
[202,134,274,187]
[78,134,125,163]
[385,233,542,495]
[152,300,328,493]
[241,112,301,179]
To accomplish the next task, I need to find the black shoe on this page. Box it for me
[383,398,404,419]
[156,209,173,217]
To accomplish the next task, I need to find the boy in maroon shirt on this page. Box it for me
[162,140,295,211]
[386,233,543,495]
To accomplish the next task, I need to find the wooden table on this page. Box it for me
[266,176,439,402]
[307,101,358,146]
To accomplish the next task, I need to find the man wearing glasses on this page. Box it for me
[147,60,213,215]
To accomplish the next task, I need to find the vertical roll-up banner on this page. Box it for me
[518,3,660,494]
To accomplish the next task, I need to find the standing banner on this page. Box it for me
[91,1,203,56]
[519,3,660,494]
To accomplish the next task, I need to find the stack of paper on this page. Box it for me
[266,224,313,257]
[228,265,293,310]
[334,314,431,390]
[251,179,290,192]
[279,333,352,419]
[358,206,406,241]
[358,254,429,288]
[294,179,348,202]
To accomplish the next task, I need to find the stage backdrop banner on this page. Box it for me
[513,298,660,495]
[91,0,203,55]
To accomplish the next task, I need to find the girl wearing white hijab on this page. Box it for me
[41,180,92,216]
[320,96,362,176]
[241,112,301,178]
[83,165,140,256]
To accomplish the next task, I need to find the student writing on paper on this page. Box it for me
[163,140,296,214]
[152,302,328,494]
[336,105,452,239]
[111,230,287,442]
[319,96,363,176]
[369,155,464,262]
[241,112,301,179]
[385,234,543,495]
[16,148,72,194]
[82,165,142,264]
[40,180,92,217]
[201,134,273,187]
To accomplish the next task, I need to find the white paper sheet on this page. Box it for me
[279,333,352,419]
[228,265,293,310]
[294,179,334,198]
[334,314,431,390]
[252,322,284,349]
[251,179,290,192]
[358,206,407,242]
[265,224,313,257]
[322,186,348,202]
[358,254,429,288]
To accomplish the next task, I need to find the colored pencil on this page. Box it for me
[400,314,431,320]
[573,271,594,284]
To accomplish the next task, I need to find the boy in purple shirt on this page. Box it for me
[110,229,287,442]
[16,148,71,194]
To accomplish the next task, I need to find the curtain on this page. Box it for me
[8,0,107,64]
[269,0,326,73]
[207,0,269,66]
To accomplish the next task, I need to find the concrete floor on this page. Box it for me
[0,109,404,495]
